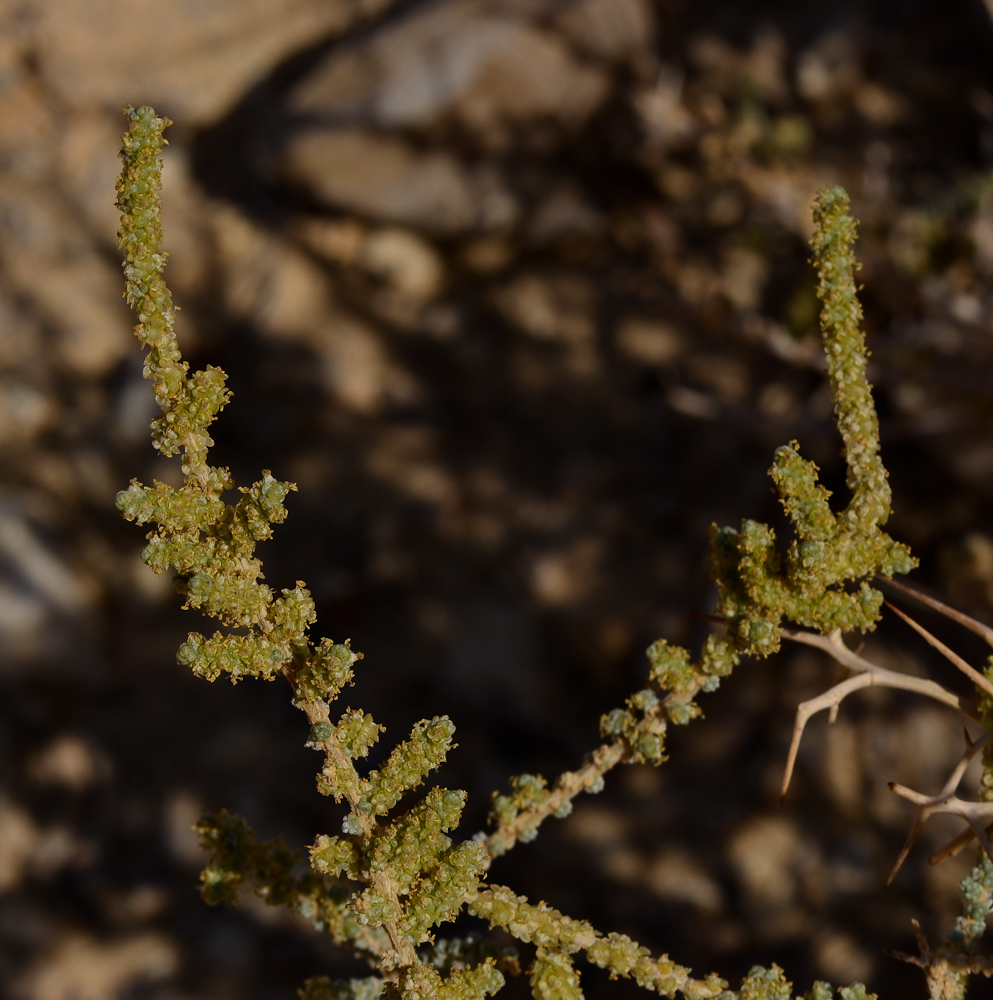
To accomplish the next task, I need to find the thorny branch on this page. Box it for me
[888,730,993,881]
[778,627,976,799]
[882,580,993,865]
[884,577,993,649]
[884,601,993,700]
[889,919,993,999]
[780,580,993,888]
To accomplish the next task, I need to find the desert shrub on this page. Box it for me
[115,104,993,1000]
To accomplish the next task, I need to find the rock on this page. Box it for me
[16,931,178,1000]
[364,426,454,504]
[526,184,602,243]
[42,258,134,376]
[29,0,356,124]
[0,185,131,377]
[309,310,421,414]
[29,734,110,792]
[0,578,46,662]
[0,507,92,615]
[210,204,280,321]
[795,31,862,105]
[281,128,475,233]
[360,228,445,300]
[0,380,55,447]
[157,146,217,298]
[632,66,698,152]
[211,209,420,412]
[289,0,609,135]
[0,798,39,890]
[554,0,654,62]
[495,273,596,347]
[263,251,334,336]
[495,272,598,375]
[0,296,45,371]
[615,318,683,367]
[58,112,123,241]
[645,847,724,913]
[0,73,55,180]
[530,536,601,606]
[295,217,368,266]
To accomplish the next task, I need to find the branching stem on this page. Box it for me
[779,628,976,798]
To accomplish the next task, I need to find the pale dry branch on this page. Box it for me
[876,582,993,870]
[885,601,993,700]
[888,729,993,882]
[778,628,976,799]
[888,920,993,1000]
[887,917,932,969]
[883,577,993,649]
[928,823,991,867]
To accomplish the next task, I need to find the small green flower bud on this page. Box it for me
[311,722,334,743]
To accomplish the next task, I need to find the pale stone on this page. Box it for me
[282,129,475,233]
[645,847,724,913]
[728,815,801,909]
[42,259,133,376]
[310,311,421,413]
[720,247,768,312]
[17,931,178,1000]
[796,31,861,103]
[365,427,454,504]
[813,931,875,985]
[0,508,92,615]
[0,797,38,891]
[29,735,110,791]
[58,113,123,240]
[615,318,683,367]
[530,537,601,606]
[0,186,131,377]
[360,228,445,300]
[32,0,354,124]
[290,0,608,134]
[164,791,207,868]
[554,0,654,62]
[0,380,55,446]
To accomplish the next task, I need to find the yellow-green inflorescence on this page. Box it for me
[115,104,495,999]
[493,199,919,857]
[712,186,915,658]
[117,106,909,999]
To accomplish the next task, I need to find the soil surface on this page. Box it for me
[4,1,993,998]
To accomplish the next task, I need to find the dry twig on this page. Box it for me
[888,729,993,881]
[888,919,993,1000]
[878,582,993,865]
[883,577,993,649]
[778,628,976,799]
[884,601,993,700]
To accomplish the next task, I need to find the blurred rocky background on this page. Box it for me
[4,0,993,996]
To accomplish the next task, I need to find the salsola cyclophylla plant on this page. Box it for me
[114,104,993,1000]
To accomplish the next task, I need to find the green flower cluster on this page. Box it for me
[712,187,915,658]
[469,885,729,999]
[116,105,229,482]
[308,784,487,953]
[950,856,993,945]
[736,968,874,1000]
[117,106,499,998]
[195,809,389,963]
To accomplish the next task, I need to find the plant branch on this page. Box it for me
[779,628,976,798]
[888,729,993,881]
[884,601,993,700]
[882,577,993,649]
